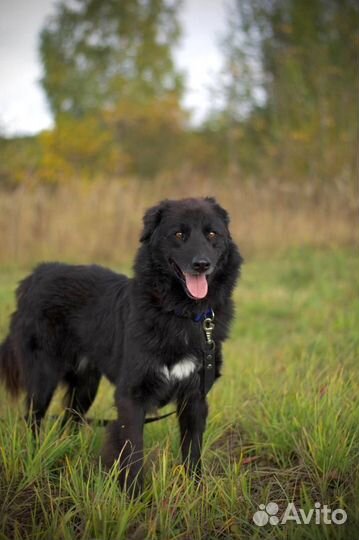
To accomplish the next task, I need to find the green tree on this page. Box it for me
[40,0,183,118]
[215,0,359,181]
[38,0,186,180]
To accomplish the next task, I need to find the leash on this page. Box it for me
[145,308,216,424]
[148,307,216,414]
[140,308,216,421]
[46,410,176,427]
[172,306,216,396]
[200,309,216,396]
[47,308,216,427]
[97,410,176,425]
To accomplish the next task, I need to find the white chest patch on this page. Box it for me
[161,356,198,382]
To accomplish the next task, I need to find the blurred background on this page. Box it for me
[0,0,357,265]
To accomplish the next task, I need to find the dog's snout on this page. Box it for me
[192,257,211,273]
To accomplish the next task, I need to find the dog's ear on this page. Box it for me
[205,197,231,230]
[140,200,168,243]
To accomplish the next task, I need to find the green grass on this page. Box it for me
[0,247,358,539]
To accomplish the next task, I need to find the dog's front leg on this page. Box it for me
[103,396,145,495]
[177,392,208,478]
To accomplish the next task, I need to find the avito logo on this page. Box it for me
[253,501,347,526]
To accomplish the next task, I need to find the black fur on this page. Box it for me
[0,197,242,492]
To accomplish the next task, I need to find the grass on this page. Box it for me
[0,177,357,266]
[0,246,358,538]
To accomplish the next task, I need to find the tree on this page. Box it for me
[215,0,359,181]
[38,0,186,179]
[40,0,183,119]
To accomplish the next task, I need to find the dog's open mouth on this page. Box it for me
[170,260,208,300]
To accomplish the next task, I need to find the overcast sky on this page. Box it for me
[0,0,227,136]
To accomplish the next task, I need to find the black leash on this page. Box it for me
[46,410,176,427]
[0,308,215,427]
[48,309,216,427]
[106,409,177,425]
[107,308,215,423]
[146,309,216,419]
[144,410,176,423]
[201,310,216,396]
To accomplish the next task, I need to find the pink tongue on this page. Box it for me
[183,273,208,299]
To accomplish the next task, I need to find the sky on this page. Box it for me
[0,0,227,136]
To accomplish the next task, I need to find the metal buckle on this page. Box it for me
[202,310,215,345]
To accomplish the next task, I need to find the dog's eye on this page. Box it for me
[175,231,184,240]
[207,231,217,240]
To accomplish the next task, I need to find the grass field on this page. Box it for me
[0,246,358,539]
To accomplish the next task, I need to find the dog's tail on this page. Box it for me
[0,336,22,398]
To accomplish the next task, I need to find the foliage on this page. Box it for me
[213,0,359,181]
[34,0,185,180]
[39,0,183,119]
[0,137,42,188]
[103,93,187,178]
[38,114,126,183]
[1,0,357,185]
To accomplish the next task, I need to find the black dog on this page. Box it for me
[0,197,242,492]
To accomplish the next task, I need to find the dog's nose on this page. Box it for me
[192,257,211,273]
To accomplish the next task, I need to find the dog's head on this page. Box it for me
[139,197,241,300]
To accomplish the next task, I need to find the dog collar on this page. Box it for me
[174,307,214,323]
[194,308,214,323]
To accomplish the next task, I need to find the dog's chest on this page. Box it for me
[160,355,199,383]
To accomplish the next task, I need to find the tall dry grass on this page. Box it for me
[0,175,357,266]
